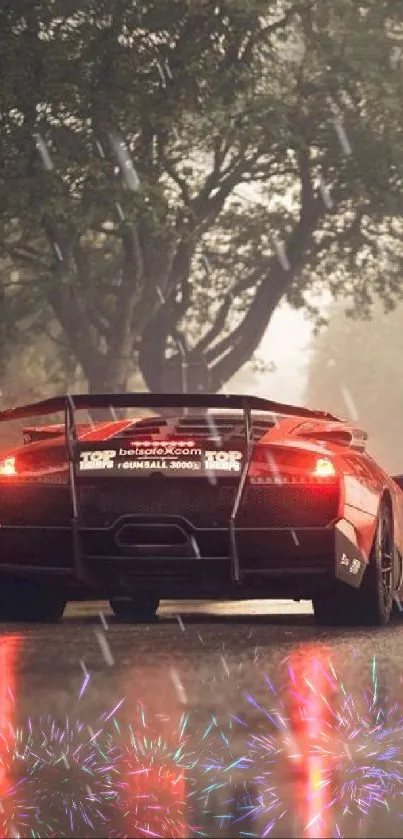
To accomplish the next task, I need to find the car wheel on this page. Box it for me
[313,503,394,627]
[110,594,160,623]
[0,579,66,623]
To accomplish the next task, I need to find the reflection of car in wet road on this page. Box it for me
[0,391,402,627]
[0,601,402,838]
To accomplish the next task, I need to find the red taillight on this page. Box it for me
[312,458,336,478]
[249,446,338,485]
[0,457,16,476]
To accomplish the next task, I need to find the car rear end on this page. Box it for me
[73,411,339,594]
[0,393,350,601]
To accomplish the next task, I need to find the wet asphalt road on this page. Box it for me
[1,599,403,838]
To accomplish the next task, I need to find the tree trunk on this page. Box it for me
[80,360,130,422]
[85,362,129,395]
[138,291,286,394]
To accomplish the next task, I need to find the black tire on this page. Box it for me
[0,579,66,623]
[110,594,160,623]
[313,503,394,627]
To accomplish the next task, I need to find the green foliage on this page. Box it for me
[304,298,403,472]
[1,1,403,395]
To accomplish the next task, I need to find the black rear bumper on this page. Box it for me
[0,518,367,600]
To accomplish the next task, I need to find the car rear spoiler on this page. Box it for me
[0,391,341,423]
[0,392,341,588]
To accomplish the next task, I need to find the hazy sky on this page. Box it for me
[226,175,316,406]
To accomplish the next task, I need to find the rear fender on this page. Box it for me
[342,504,377,560]
[342,474,379,517]
[341,496,400,592]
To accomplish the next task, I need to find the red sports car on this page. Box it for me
[0,392,401,627]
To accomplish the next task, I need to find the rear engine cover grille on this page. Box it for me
[0,480,338,530]
[79,480,338,529]
[79,479,238,528]
[0,485,70,526]
[120,413,274,442]
[240,484,339,528]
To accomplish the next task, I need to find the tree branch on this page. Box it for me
[195,271,263,356]
[157,142,192,205]
[0,244,47,270]
[201,155,321,385]
[108,224,145,350]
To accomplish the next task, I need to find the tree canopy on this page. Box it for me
[1,0,403,395]
[305,299,403,472]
